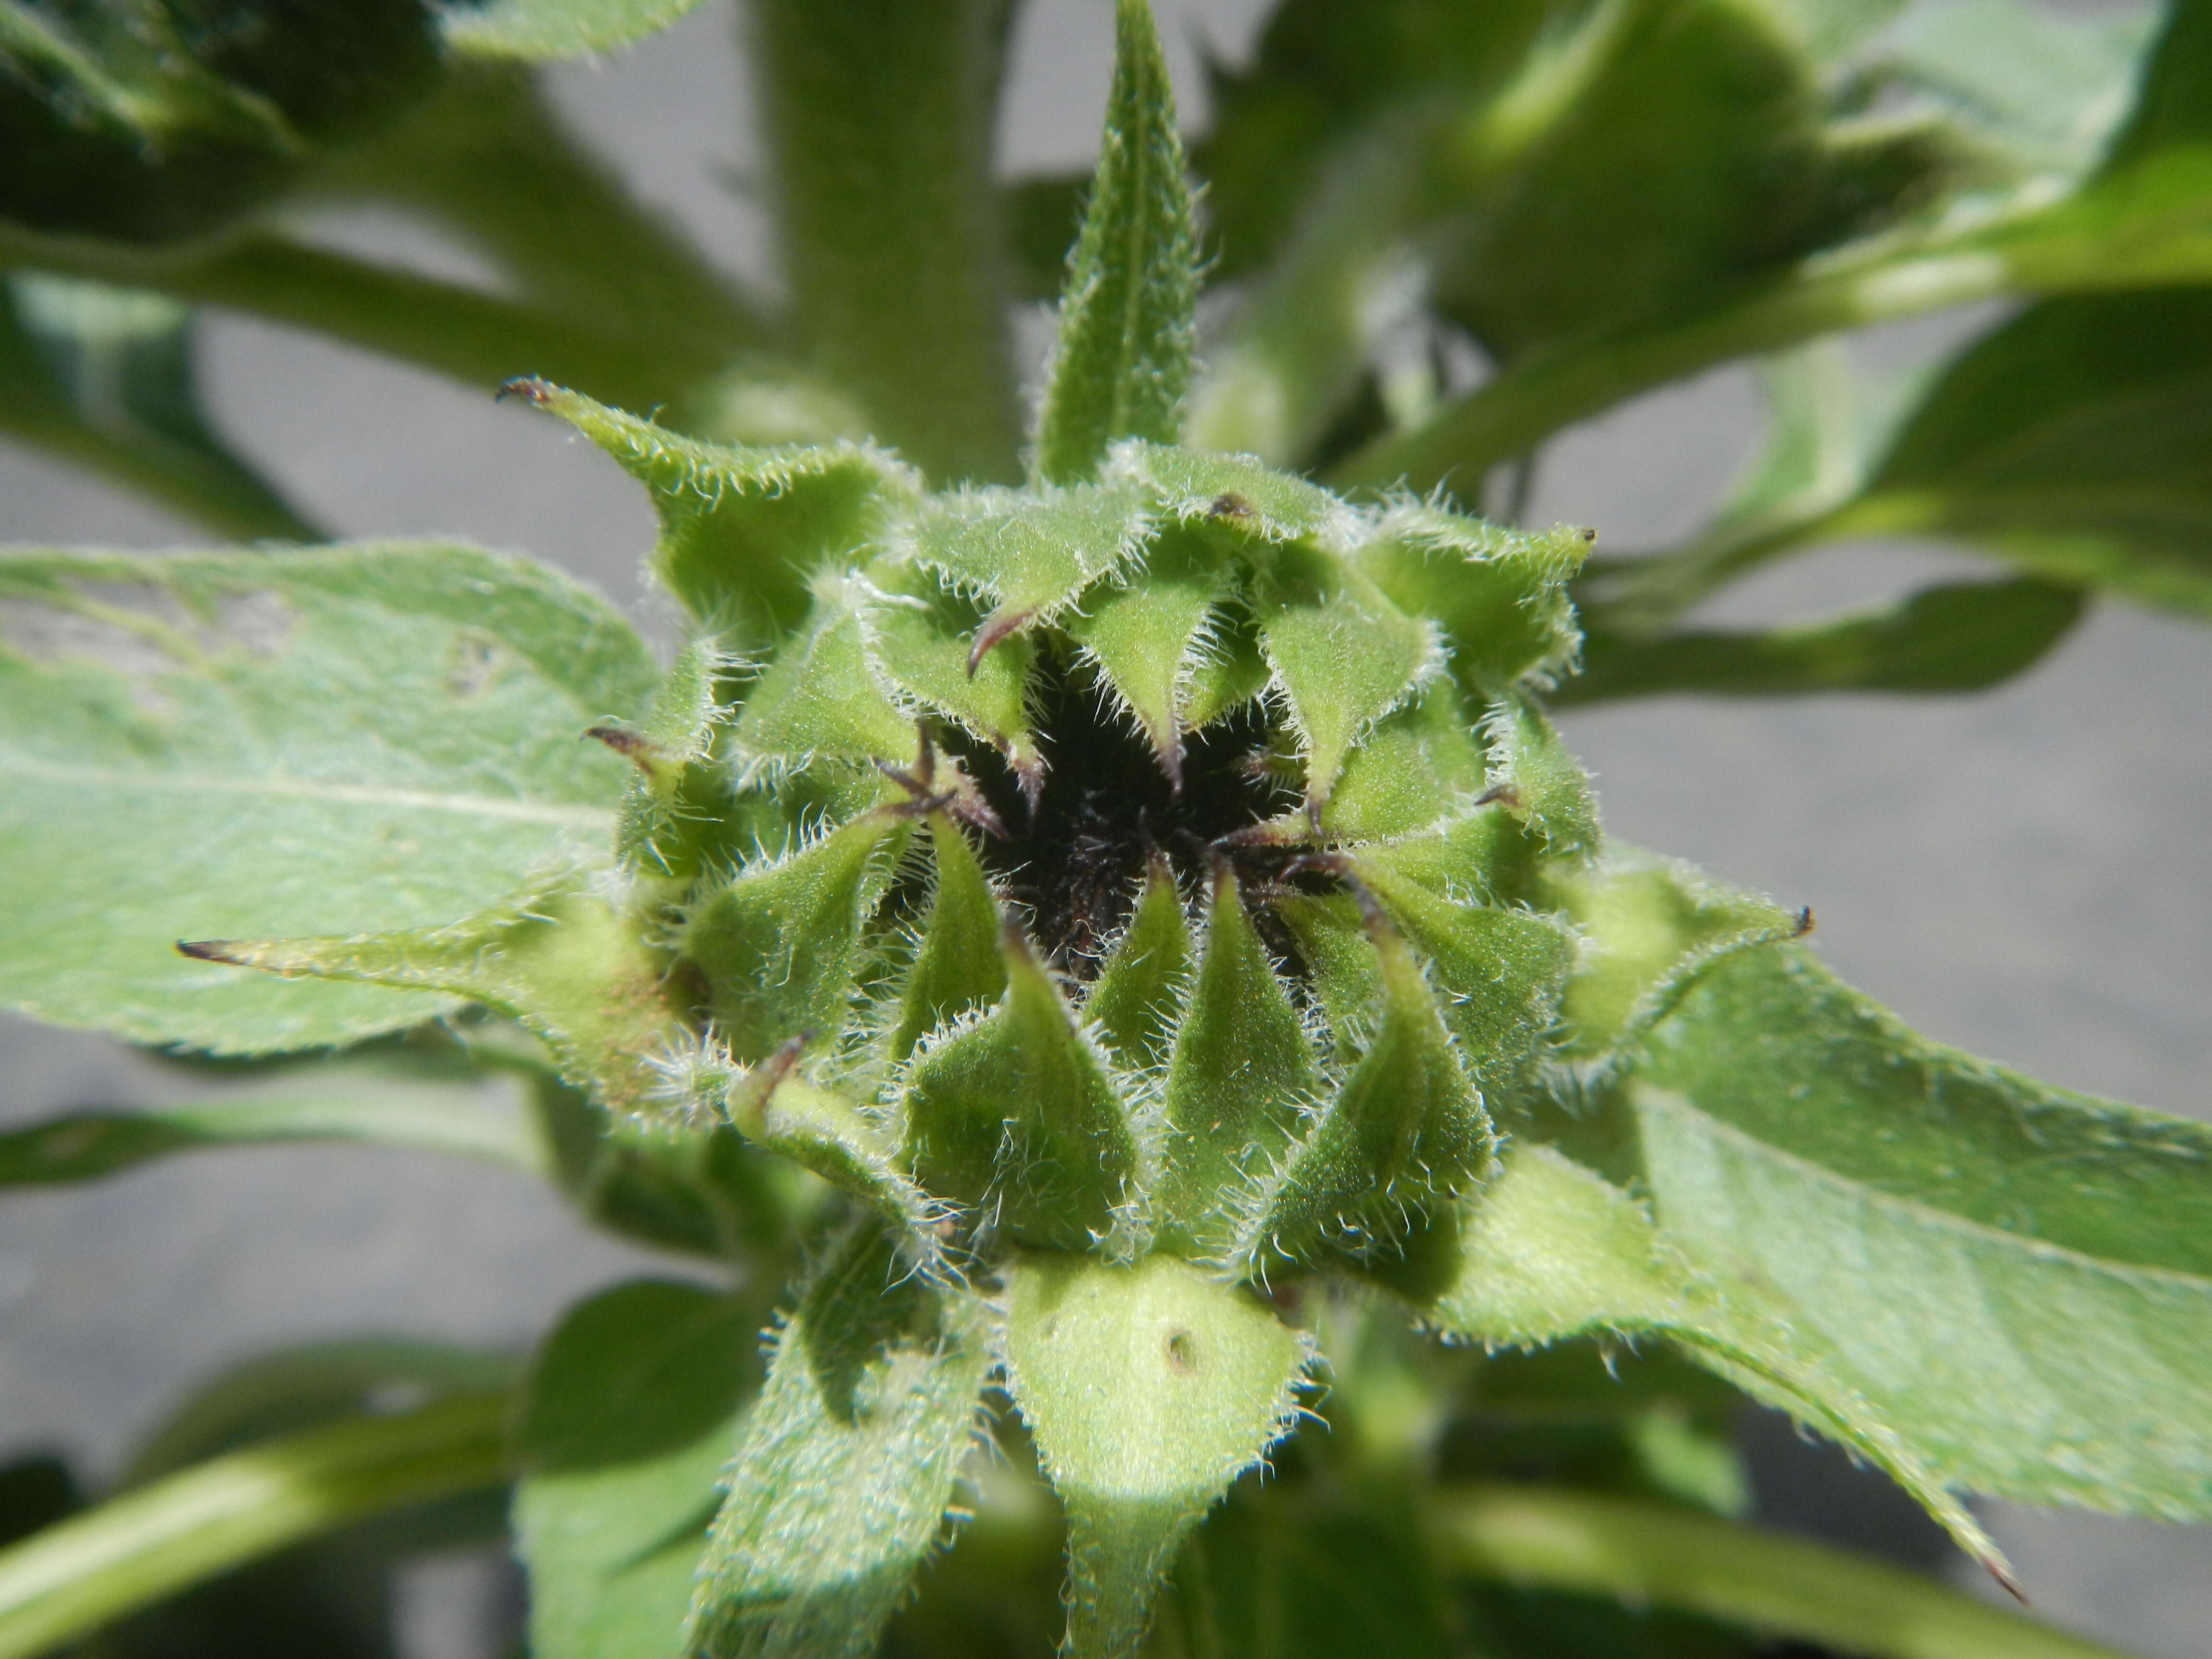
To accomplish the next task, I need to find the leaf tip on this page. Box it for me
[175,938,245,965]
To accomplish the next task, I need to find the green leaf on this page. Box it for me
[1350,855,1572,1095]
[1878,0,2155,180]
[734,571,919,771]
[1320,682,1489,843]
[519,1280,764,1474]
[864,567,1043,782]
[1246,913,1493,1271]
[1067,528,1232,778]
[1165,1483,1456,1659]
[1082,857,1195,1073]
[515,1282,762,1659]
[0,1393,512,1659]
[0,1078,545,1188]
[608,640,744,882]
[516,1428,727,1659]
[892,815,1010,1062]
[1429,1143,2006,1575]
[1034,0,1198,484]
[674,1045,946,1271]
[1000,1251,1309,1659]
[906,478,1152,661]
[1110,442,1348,544]
[685,1223,993,1659]
[1156,869,1323,1259]
[679,808,913,1064]
[0,543,654,1056]
[1253,546,1442,802]
[1358,506,1587,691]
[0,0,440,243]
[1629,944,2212,1518]
[503,380,919,640]
[188,878,688,1117]
[0,276,315,541]
[901,926,1143,1252]
[1846,290,2212,617]
[1563,579,2087,703]
[441,0,715,60]
[1538,847,1804,1062]
[1480,690,1599,862]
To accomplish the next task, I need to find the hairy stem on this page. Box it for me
[1431,1484,2129,1659]
[750,0,1023,482]
[0,1393,513,1659]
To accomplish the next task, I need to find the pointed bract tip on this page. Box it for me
[723,1033,809,1124]
[494,375,556,406]
[586,724,661,777]
[1154,732,1185,795]
[966,609,1034,678]
[176,938,245,964]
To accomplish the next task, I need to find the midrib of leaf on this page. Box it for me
[1,756,615,828]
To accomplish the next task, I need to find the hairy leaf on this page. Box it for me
[1248,916,1492,1270]
[1034,0,1198,483]
[1156,870,1322,1259]
[1430,1144,2007,1575]
[1254,546,1441,801]
[0,543,653,1055]
[685,1224,992,1659]
[515,1280,764,1659]
[1083,857,1195,1073]
[1632,945,2212,1517]
[1067,526,1232,776]
[1539,847,1803,1061]
[901,927,1142,1251]
[187,880,685,1116]
[503,380,918,640]
[892,815,1009,1061]
[1481,690,1599,862]
[1001,1251,1308,1659]
[906,478,1152,658]
[679,808,912,1064]
[1358,507,1587,690]
[734,571,918,770]
[1320,683,1490,843]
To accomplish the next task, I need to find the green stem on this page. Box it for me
[750,0,1023,482]
[1430,1484,2132,1659]
[0,228,712,412]
[0,1393,514,1659]
[1332,154,2212,497]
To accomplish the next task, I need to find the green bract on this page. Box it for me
[1,3,2209,1659]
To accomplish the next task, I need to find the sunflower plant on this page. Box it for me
[0,2,2207,1658]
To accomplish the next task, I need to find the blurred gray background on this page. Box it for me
[0,2,2206,1655]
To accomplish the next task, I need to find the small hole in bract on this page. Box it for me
[1164,1329,1197,1374]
